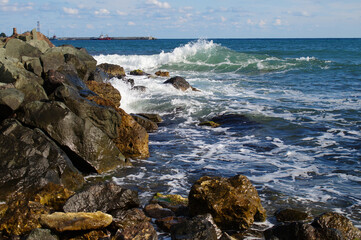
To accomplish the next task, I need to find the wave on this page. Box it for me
[94,39,331,74]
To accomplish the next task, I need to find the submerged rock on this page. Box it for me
[130,69,148,76]
[40,211,113,232]
[155,70,170,77]
[199,121,220,128]
[163,76,192,91]
[132,85,147,92]
[137,113,163,123]
[188,175,266,231]
[131,114,158,133]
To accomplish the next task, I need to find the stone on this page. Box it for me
[188,175,266,231]
[155,70,170,77]
[21,29,55,48]
[26,228,59,240]
[33,183,75,211]
[97,63,126,78]
[155,216,187,232]
[0,88,24,111]
[64,53,91,81]
[86,80,121,108]
[89,66,109,82]
[275,208,311,223]
[163,76,192,91]
[4,38,42,61]
[170,214,218,240]
[137,113,163,123]
[199,121,220,128]
[264,222,321,240]
[112,208,157,240]
[40,211,113,232]
[63,181,139,213]
[131,114,158,133]
[0,119,83,199]
[18,101,127,174]
[150,193,188,216]
[22,56,42,76]
[132,86,147,92]
[27,39,51,53]
[130,69,148,76]
[144,204,175,219]
[40,51,65,73]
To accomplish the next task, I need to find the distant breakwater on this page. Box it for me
[56,36,157,40]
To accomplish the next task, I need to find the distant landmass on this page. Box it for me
[54,36,156,40]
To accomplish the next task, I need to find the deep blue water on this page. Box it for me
[54,39,361,229]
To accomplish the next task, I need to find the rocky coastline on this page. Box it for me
[0,29,360,240]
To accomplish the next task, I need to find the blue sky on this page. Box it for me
[0,0,360,38]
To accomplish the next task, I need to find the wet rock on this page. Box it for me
[60,230,110,240]
[18,101,127,174]
[199,121,220,128]
[123,78,135,87]
[97,63,126,78]
[144,204,175,219]
[26,228,59,240]
[40,211,113,232]
[264,221,321,240]
[33,183,75,211]
[89,66,109,83]
[4,38,42,61]
[131,114,158,133]
[155,70,170,77]
[312,212,361,240]
[132,85,147,92]
[86,80,121,108]
[130,69,148,76]
[56,63,92,92]
[63,181,139,213]
[137,113,163,123]
[112,208,157,240]
[275,208,311,223]
[155,216,187,232]
[0,119,83,199]
[150,193,188,216]
[188,175,266,231]
[163,76,192,91]
[170,214,218,240]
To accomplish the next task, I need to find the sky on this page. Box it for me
[0,0,360,38]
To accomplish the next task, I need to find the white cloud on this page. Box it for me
[128,21,136,26]
[95,8,110,15]
[0,0,9,4]
[63,7,79,15]
[146,0,171,9]
[86,24,94,29]
[247,19,266,28]
[274,18,282,26]
[116,10,127,16]
[259,20,266,27]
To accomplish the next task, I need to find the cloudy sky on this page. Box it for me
[0,0,360,38]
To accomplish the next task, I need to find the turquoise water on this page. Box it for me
[53,39,361,227]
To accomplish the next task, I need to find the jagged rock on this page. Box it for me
[170,214,218,240]
[264,221,323,240]
[63,181,139,213]
[26,228,59,240]
[40,51,65,73]
[52,84,121,139]
[22,56,42,76]
[89,66,109,82]
[17,101,127,174]
[97,63,126,78]
[130,69,148,76]
[132,86,147,92]
[137,113,163,123]
[4,38,42,61]
[150,193,188,216]
[163,76,194,91]
[86,80,121,108]
[0,88,24,111]
[0,119,83,199]
[155,71,170,77]
[131,114,158,133]
[64,53,91,81]
[21,29,55,48]
[27,39,51,53]
[112,208,157,240]
[188,175,266,231]
[40,211,113,232]
[155,216,187,232]
[33,183,75,211]
[275,208,311,223]
[199,121,220,128]
[144,204,175,219]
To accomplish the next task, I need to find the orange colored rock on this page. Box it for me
[86,80,121,108]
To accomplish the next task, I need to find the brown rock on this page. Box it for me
[137,113,163,123]
[188,175,266,231]
[97,63,126,78]
[199,121,220,128]
[144,204,175,219]
[33,183,75,211]
[40,211,113,232]
[155,216,187,232]
[130,69,148,76]
[275,208,311,223]
[150,193,188,215]
[86,80,121,108]
[131,114,158,133]
[155,71,170,77]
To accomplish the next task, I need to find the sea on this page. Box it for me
[52,38,361,233]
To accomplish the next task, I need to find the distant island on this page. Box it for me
[54,36,157,40]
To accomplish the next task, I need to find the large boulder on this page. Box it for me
[131,114,158,133]
[17,101,127,174]
[4,38,42,61]
[0,119,83,199]
[22,56,42,76]
[97,63,126,78]
[40,211,113,232]
[188,175,266,231]
[0,88,24,111]
[86,80,121,108]
[163,76,193,91]
[63,181,139,214]
[40,51,65,73]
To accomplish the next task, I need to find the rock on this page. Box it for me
[4,38,42,61]
[163,76,193,91]
[155,71,170,77]
[130,69,148,76]
[0,88,24,111]
[40,211,113,232]
[275,208,311,223]
[170,214,218,240]
[188,175,266,231]
[26,228,59,240]
[63,181,139,213]
[150,193,188,216]
[60,230,110,240]
[18,101,127,174]
[0,119,83,199]
[131,114,158,133]
[53,84,121,139]
[311,212,361,240]
[89,66,109,82]
[132,86,147,92]
[144,204,175,219]
[86,80,121,108]
[64,53,91,81]
[97,63,126,78]
[123,78,135,87]
[155,216,187,232]
[22,56,42,76]
[199,121,220,128]
[21,29,55,48]
[33,183,75,211]
[112,208,157,240]
[43,70,66,94]
[264,221,321,240]
[137,113,163,123]
[28,39,51,53]
[40,51,65,73]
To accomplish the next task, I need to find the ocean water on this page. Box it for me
[53,39,361,230]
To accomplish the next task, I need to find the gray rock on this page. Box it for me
[132,86,147,92]
[0,88,24,110]
[0,119,83,199]
[40,51,65,73]
[131,114,158,133]
[4,38,42,61]
[18,100,127,174]
[63,181,139,213]
[163,76,192,91]
[22,56,43,76]
[28,39,50,53]
[26,228,59,240]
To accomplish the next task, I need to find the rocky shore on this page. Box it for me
[0,29,360,240]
